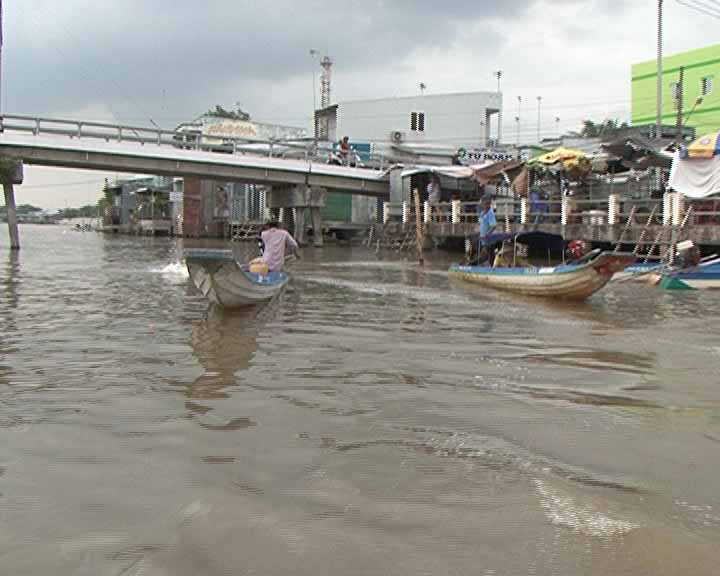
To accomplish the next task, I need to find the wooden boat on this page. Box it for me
[449,251,635,300]
[185,249,288,308]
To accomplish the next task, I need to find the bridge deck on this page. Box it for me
[0,133,389,196]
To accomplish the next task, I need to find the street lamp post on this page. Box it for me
[516,96,522,146]
[536,96,542,144]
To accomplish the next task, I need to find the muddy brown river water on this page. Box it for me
[1,225,719,575]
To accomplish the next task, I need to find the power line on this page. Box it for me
[20,178,107,189]
[682,0,720,13]
[676,0,720,19]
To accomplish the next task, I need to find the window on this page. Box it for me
[701,76,714,96]
[410,111,425,132]
[669,81,680,101]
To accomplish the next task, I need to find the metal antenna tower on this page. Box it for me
[320,56,333,109]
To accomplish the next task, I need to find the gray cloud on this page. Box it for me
[6,0,534,127]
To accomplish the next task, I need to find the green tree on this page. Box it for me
[580,119,629,140]
[206,104,251,121]
[0,204,43,216]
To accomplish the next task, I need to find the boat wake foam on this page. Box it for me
[533,478,639,538]
[153,262,190,282]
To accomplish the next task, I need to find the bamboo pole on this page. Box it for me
[613,204,637,253]
[633,204,658,256]
[413,188,424,265]
[644,220,670,264]
[662,205,693,267]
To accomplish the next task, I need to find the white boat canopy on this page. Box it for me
[669,150,720,199]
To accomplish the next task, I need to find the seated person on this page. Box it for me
[676,241,701,269]
[493,240,531,268]
[493,241,515,268]
[250,220,299,273]
[566,240,587,263]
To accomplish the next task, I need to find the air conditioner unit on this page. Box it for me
[390,130,405,143]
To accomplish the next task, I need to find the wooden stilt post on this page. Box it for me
[3,183,20,250]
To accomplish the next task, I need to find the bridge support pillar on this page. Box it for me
[3,183,20,250]
[268,184,325,247]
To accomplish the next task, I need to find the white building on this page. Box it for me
[316,91,503,150]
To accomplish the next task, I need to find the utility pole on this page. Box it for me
[675,66,684,142]
[656,0,663,139]
[0,0,3,119]
[310,49,319,150]
[494,70,502,93]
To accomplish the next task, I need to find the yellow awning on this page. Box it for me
[534,147,587,167]
[683,131,720,159]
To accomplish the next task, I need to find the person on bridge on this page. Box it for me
[339,136,350,165]
[257,221,300,272]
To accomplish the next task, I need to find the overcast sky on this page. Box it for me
[3,0,719,209]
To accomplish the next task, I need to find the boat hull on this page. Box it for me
[185,249,288,309]
[612,262,662,282]
[449,252,635,300]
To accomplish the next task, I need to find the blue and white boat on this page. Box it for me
[185,249,289,308]
[660,258,720,290]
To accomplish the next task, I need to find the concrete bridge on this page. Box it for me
[0,115,391,248]
[0,115,389,195]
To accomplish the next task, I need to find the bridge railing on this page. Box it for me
[0,114,390,169]
[0,113,314,154]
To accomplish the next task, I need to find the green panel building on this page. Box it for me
[632,43,720,137]
[320,192,352,223]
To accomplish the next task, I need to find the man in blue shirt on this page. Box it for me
[476,195,497,264]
